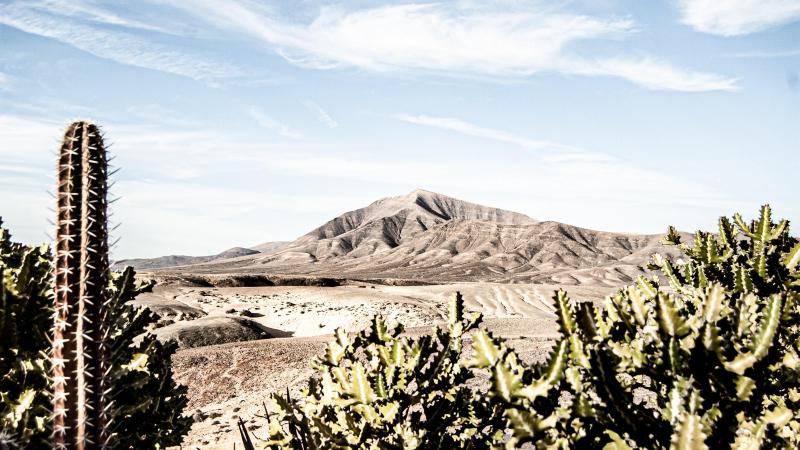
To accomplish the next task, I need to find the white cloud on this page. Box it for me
[677,0,800,36]
[395,114,581,152]
[248,107,303,139]
[0,2,239,81]
[169,1,737,92]
[561,57,740,92]
[303,100,338,128]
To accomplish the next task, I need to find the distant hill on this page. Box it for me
[114,246,261,271]
[163,189,680,286]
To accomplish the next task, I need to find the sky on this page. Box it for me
[0,0,798,259]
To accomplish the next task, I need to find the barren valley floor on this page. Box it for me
[143,280,616,449]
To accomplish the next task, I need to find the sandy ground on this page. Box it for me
[148,282,616,449]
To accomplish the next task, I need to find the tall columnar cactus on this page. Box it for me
[52,121,110,450]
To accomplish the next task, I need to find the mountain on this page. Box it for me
[283,188,535,260]
[172,189,678,286]
[114,246,261,271]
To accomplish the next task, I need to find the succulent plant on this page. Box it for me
[476,205,800,449]
[0,220,52,449]
[255,293,506,449]
[52,121,112,449]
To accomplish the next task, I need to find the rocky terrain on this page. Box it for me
[124,189,683,449]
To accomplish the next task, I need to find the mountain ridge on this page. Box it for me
[132,189,678,286]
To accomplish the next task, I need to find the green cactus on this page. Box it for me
[476,205,800,449]
[256,293,505,449]
[52,121,111,449]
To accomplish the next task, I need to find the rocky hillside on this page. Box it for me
[169,189,677,286]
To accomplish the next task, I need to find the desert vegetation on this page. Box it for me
[0,122,190,449]
[245,206,800,449]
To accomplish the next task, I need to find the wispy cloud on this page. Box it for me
[303,100,338,128]
[168,1,737,92]
[248,106,303,139]
[727,48,800,59]
[561,57,739,92]
[677,0,800,36]
[395,114,580,153]
[0,2,239,81]
[28,0,179,35]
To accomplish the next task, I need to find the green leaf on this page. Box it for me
[469,329,501,368]
[637,276,658,298]
[626,286,649,326]
[518,340,568,402]
[555,290,577,336]
[663,226,682,245]
[725,294,783,375]
[349,363,375,404]
[448,292,465,329]
[657,293,687,337]
[784,242,800,270]
[670,411,708,450]
[604,430,634,450]
[492,360,520,402]
[702,284,725,323]
[734,213,754,238]
[755,205,772,243]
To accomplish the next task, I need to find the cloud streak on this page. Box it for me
[169,1,737,92]
[677,0,800,36]
[248,107,303,139]
[0,2,239,81]
[395,114,581,153]
[303,100,338,128]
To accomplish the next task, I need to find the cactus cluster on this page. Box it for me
[1,121,191,449]
[256,205,800,449]
[251,294,505,449]
[478,204,800,449]
[1,222,52,449]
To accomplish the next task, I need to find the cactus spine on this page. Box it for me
[52,122,110,450]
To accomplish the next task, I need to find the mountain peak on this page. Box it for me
[291,189,536,258]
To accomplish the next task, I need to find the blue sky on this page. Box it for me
[1,0,798,258]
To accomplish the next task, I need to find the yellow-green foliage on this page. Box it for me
[479,205,800,449]
[0,221,52,449]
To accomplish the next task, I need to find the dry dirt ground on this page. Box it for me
[147,281,616,449]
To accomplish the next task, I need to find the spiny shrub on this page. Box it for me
[480,205,800,449]
[255,294,506,449]
[0,220,52,449]
[0,225,192,450]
